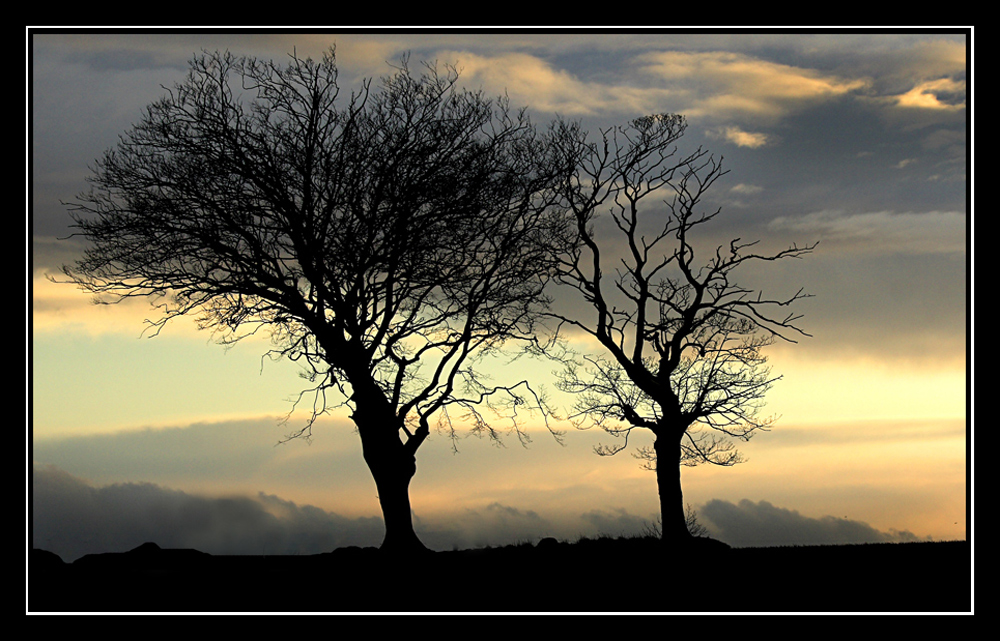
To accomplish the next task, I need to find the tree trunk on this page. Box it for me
[351,389,428,554]
[367,447,424,553]
[653,434,693,543]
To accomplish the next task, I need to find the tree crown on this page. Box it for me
[61,48,571,444]
[547,113,815,464]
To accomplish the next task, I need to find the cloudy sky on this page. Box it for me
[29,30,970,562]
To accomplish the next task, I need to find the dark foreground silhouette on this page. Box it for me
[29,537,970,613]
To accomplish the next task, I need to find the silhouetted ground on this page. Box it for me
[28,537,971,613]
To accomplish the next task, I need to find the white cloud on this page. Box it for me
[430,50,660,116]
[768,210,966,255]
[708,126,770,148]
[894,78,966,111]
[730,183,764,195]
[636,50,869,124]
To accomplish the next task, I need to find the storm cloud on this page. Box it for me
[699,499,929,548]
[32,463,384,562]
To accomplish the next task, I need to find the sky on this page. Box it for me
[29,30,970,562]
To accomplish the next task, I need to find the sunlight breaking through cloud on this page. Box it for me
[636,50,870,123]
[895,78,966,111]
[708,125,770,148]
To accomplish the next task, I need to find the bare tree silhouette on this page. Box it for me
[58,48,571,553]
[546,113,816,543]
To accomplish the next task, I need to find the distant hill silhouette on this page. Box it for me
[29,537,970,613]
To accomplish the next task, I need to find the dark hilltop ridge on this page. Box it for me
[29,537,970,613]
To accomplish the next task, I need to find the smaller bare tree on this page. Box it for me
[548,113,816,543]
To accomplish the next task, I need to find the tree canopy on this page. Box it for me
[61,48,571,551]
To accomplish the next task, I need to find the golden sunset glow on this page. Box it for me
[31,31,969,562]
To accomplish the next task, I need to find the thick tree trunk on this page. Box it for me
[367,449,424,553]
[351,388,428,554]
[653,435,693,543]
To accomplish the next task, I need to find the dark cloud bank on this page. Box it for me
[32,464,926,562]
[32,464,384,562]
[700,499,928,548]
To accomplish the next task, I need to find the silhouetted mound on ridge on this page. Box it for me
[28,538,970,613]
[31,548,65,572]
[70,541,212,572]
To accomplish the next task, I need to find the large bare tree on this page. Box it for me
[59,49,570,552]
[548,113,815,543]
